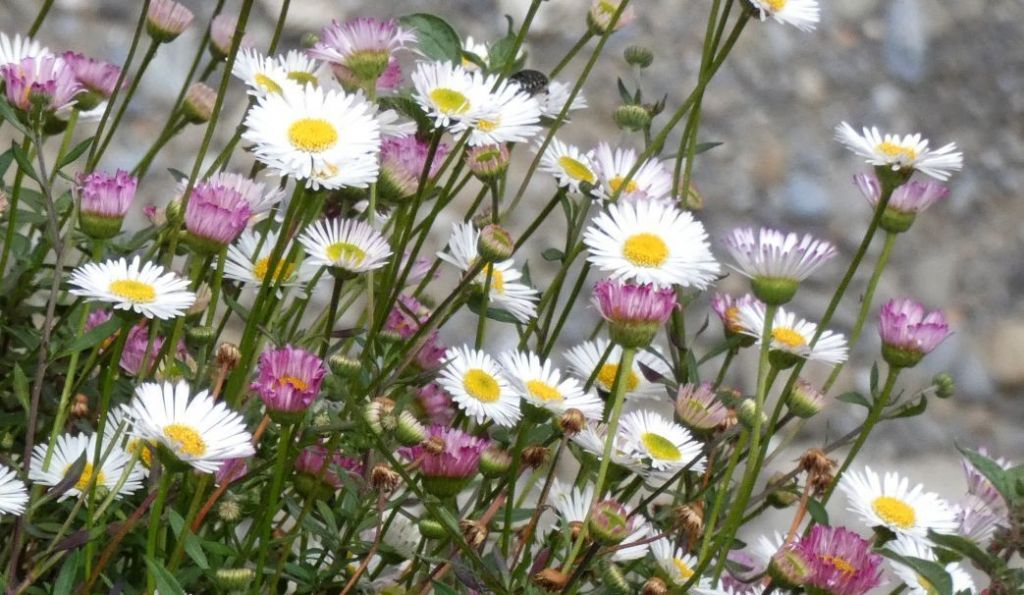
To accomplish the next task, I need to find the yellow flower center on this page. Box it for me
[724,306,745,334]
[164,423,207,457]
[287,71,319,87]
[287,118,339,153]
[429,88,470,115]
[822,554,856,576]
[673,558,695,580]
[596,363,640,392]
[278,374,309,391]
[772,327,807,349]
[254,73,282,94]
[108,279,157,303]
[475,117,500,132]
[557,156,596,184]
[917,575,938,595]
[325,241,367,265]
[67,462,105,492]
[641,432,682,461]
[483,265,505,294]
[609,175,639,195]
[622,232,669,268]
[526,379,563,402]
[764,0,787,11]
[463,368,501,402]
[127,438,153,467]
[877,141,917,162]
[872,495,916,529]
[252,256,295,282]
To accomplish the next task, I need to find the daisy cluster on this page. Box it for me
[0,1,1003,594]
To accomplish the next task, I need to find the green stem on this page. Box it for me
[697,431,748,565]
[253,423,294,588]
[28,0,55,36]
[146,470,175,595]
[91,39,160,167]
[321,274,345,358]
[548,31,594,79]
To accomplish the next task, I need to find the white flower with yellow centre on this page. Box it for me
[835,122,964,181]
[437,345,521,427]
[224,229,312,288]
[275,49,334,89]
[460,36,490,71]
[232,48,292,96]
[129,381,255,474]
[888,535,975,595]
[412,61,488,128]
[499,351,603,420]
[651,538,705,586]
[242,84,381,190]
[748,0,820,32]
[591,142,673,204]
[538,80,588,119]
[618,410,705,473]
[298,218,392,274]
[29,433,144,500]
[103,404,153,474]
[736,302,848,366]
[68,256,196,320]
[539,138,598,193]
[455,79,542,146]
[840,467,958,539]
[564,339,672,401]
[437,222,539,323]
[584,199,720,288]
[0,464,28,516]
[572,422,635,467]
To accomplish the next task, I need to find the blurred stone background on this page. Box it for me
[4,0,1022,496]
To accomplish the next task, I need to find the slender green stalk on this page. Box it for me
[91,39,160,168]
[28,0,56,36]
[697,431,748,565]
[146,470,175,595]
[321,274,346,358]
[252,423,295,588]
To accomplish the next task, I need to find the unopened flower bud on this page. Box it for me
[601,563,631,594]
[788,379,825,418]
[146,0,194,43]
[312,411,332,430]
[364,397,396,435]
[419,518,447,540]
[736,398,766,431]
[217,495,243,523]
[641,577,668,595]
[300,32,320,48]
[186,325,216,347]
[395,411,427,446]
[766,472,799,508]
[182,82,216,124]
[534,568,570,592]
[370,464,401,493]
[521,445,549,469]
[624,45,654,68]
[216,343,241,371]
[214,567,255,589]
[466,144,509,180]
[589,499,631,545]
[480,445,513,478]
[328,354,361,378]
[613,104,651,131]
[477,224,514,262]
[378,329,404,344]
[933,372,955,399]
[768,547,811,590]
[559,408,586,436]
[71,393,90,419]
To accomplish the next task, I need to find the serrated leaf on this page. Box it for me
[400,14,461,63]
[806,498,829,526]
[836,391,871,409]
[56,137,94,170]
[880,551,953,595]
[541,248,564,262]
[145,557,185,595]
[57,315,120,357]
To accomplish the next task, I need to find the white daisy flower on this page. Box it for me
[411,61,488,128]
[539,138,598,193]
[839,467,959,539]
[29,433,144,500]
[888,535,975,595]
[652,538,704,587]
[436,345,521,427]
[748,0,820,32]
[736,302,849,366]
[298,218,392,274]
[723,227,837,284]
[538,80,588,119]
[275,49,334,89]
[455,80,542,146]
[231,48,291,96]
[584,199,720,288]
[242,84,381,190]
[572,421,635,468]
[564,338,672,401]
[376,106,417,138]
[68,256,196,320]
[0,464,28,516]
[835,122,963,181]
[611,518,654,561]
[437,222,539,323]
[225,229,312,287]
[0,32,50,67]
[550,479,595,526]
[129,381,255,474]
[591,142,673,204]
[102,403,153,474]
[460,36,490,71]
[499,350,604,420]
[618,410,705,472]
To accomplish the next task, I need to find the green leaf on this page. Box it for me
[956,447,1014,507]
[432,582,459,595]
[0,147,14,178]
[12,364,30,413]
[145,557,186,595]
[377,95,432,133]
[541,248,564,262]
[888,395,928,419]
[694,141,723,154]
[0,98,29,135]
[806,498,829,526]
[56,316,120,357]
[836,391,871,409]
[879,550,953,595]
[487,16,520,72]
[52,550,81,595]
[869,362,880,395]
[56,137,94,171]
[182,532,209,570]
[928,530,1005,575]
[12,144,40,184]
[400,14,461,63]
